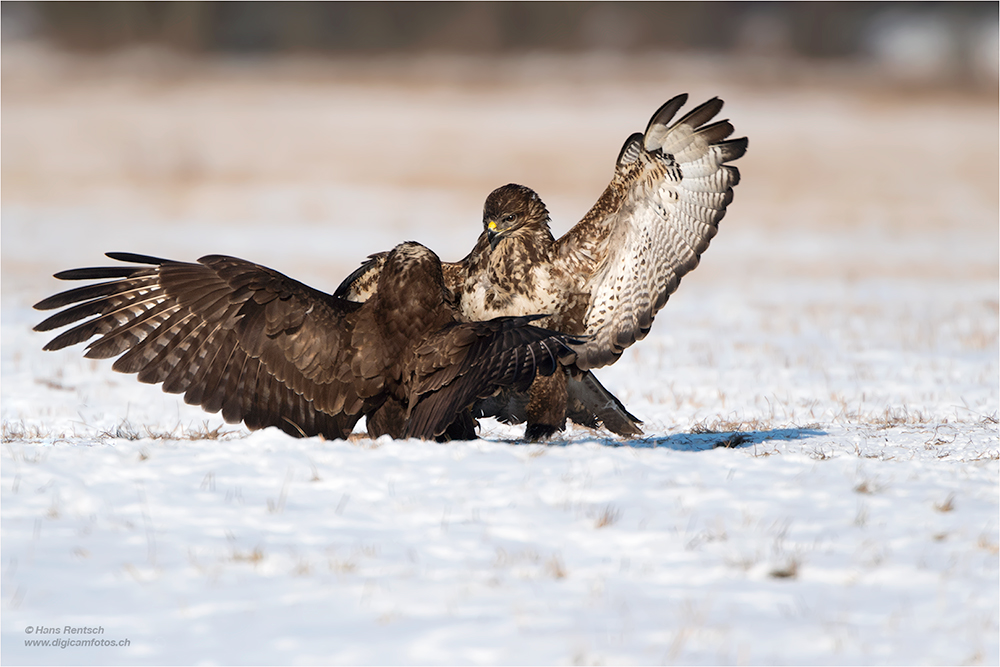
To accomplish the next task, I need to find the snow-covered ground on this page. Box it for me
[2,48,997,665]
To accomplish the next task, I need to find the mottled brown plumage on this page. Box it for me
[337,94,747,440]
[34,243,578,441]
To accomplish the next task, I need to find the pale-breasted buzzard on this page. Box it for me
[337,94,747,438]
[34,242,578,441]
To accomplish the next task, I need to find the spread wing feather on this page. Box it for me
[34,253,368,439]
[557,94,747,369]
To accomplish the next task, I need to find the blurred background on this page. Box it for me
[3,1,998,74]
[2,1,997,321]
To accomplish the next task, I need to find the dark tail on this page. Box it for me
[566,370,643,438]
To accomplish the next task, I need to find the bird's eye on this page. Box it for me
[502,214,516,223]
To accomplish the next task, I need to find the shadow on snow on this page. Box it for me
[506,427,828,451]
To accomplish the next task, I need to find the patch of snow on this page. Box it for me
[2,53,997,664]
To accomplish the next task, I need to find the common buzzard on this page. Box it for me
[34,242,578,441]
[338,94,747,439]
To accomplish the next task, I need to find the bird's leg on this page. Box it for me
[524,369,568,441]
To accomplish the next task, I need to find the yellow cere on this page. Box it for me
[488,221,497,231]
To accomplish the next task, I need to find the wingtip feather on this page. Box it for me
[644,93,689,134]
[673,97,724,133]
[105,252,168,265]
[717,137,748,162]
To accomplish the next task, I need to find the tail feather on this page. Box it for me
[566,370,642,438]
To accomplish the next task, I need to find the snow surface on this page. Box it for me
[2,49,998,665]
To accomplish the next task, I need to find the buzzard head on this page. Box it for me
[482,184,550,251]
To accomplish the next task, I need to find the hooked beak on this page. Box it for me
[487,220,502,250]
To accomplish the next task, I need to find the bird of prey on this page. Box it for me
[337,94,747,439]
[33,242,579,441]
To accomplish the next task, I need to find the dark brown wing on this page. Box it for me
[402,316,577,439]
[555,94,747,369]
[473,369,642,438]
[34,252,382,439]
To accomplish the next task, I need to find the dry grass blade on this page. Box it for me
[933,494,956,513]
[594,505,621,528]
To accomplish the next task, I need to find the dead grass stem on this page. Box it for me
[1,418,246,443]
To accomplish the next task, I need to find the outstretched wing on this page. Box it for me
[403,316,577,439]
[556,94,747,369]
[34,252,382,438]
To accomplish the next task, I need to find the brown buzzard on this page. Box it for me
[34,242,578,441]
[337,94,747,439]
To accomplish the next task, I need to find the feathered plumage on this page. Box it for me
[34,242,578,441]
[337,94,747,438]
